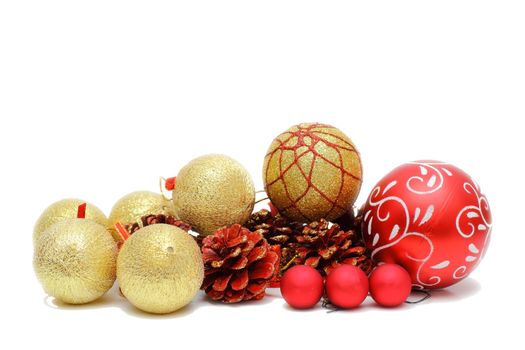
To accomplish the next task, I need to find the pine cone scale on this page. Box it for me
[202,247,222,263]
[214,246,242,267]
[249,260,276,280]
[230,270,249,290]
[246,280,267,295]
[225,232,247,248]
[230,256,248,270]
[225,290,244,303]
[305,256,321,268]
[207,289,224,301]
[247,244,267,263]
[269,235,290,244]
[213,273,232,292]
[343,246,367,256]
[319,246,338,259]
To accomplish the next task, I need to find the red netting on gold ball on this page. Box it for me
[264,123,362,221]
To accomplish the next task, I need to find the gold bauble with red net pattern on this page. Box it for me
[263,123,362,223]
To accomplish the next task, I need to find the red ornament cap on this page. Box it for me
[114,222,130,242]
[77,203,87,219]
[165,177,177,191]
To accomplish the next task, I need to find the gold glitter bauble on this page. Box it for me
[117,224,204,314]
[108,191,176,241]
[263,123,362,222]
[33,199,107,245]
[172,154,255,235]
[33,219,117,304]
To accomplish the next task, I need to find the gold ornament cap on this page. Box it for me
[117,224,204,314]
[33,198,107,245]
[263,123,362,222]
[33,219,117,304]
[172,154,255,235]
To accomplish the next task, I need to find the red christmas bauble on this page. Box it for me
[362,161,492,289]
[280,265,324,309]
[369,264,412,307]
[326,265,368,309]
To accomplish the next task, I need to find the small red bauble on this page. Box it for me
[362,161,492,289]
[280,265,324,309]
[326,265,368,309]
[369,264,412,307]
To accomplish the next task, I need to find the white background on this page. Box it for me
[1,1,524,349]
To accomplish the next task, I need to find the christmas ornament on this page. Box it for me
[369,264,412,307]
[201,224,279,303]
[117,224,203,314]
[172,154,255,235]
[280,265,324,309]
[33,199,107,244]
[325,265,368,309]
[33,219,117,304]
[263,123,362,222]
[108,191,176,242]
[361,161,492,289]
[246,209,372,281]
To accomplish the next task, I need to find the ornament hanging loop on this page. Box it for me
[405,289,431,304]
[255,189,269,205]
[321,297,339,313]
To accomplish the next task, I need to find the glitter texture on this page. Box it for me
[33,219,117,304]
[172,154,255,236]
[263,123,362,222]
[117,224,204,314]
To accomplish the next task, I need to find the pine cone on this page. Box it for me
[125,214,192,235]
[245,209,302,245]
[246,209,373,279]
[291,219,373,276]
[245,210,300,286]
[201,224,279,303]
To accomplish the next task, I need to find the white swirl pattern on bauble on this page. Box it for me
[367,180,440,289]
[406,161,453,195]
[452,181,493,279]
